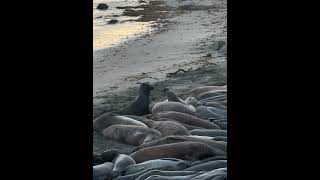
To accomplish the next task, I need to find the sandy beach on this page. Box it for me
[93,0,227,154]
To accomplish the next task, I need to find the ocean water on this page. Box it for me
[93,0,152,49]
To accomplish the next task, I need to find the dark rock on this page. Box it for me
[108,19,119,24]
[97,3,108,10]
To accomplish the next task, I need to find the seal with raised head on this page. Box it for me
[157,111,221,129]
[93,112,147,131]
[111,153,136,178]
[117,83,154,115]
[142,119,190,137]
[130,142,225,163]
[124,158,191,175]
[133,135,227,153]
[102,124,162,146]
[163,88,185,104]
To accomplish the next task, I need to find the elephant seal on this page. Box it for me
[157,111,221,129]
[151,117,205,131]
[102,125,162,146]
[143,173,203,180]
[133,135,227,153]
[114,168,160,180]
[191,156,227,166]
[198,94,227,102]
[190,129,227,137]
[207,107,227,117]
[152,102,201,118]
[111,154,136,178]
[183,160,227,171]
[190,168,227,180]
[183,86,227,98]
[212,136,227,142]
[201,102,226,110]
[93,162,114,180]
[117,83,154,115]
[93,112,147,131]
[136,170,203,180]
[93,149,120,165]
[196,106,225,119]
[124,158,191,175]
[214,121,227,130]
[163,88,185,104]
[142,119,190,137]
[197,90,227,100]
[130,142,224,163]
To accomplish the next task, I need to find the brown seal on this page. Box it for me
[157,111,221,129]
[129,142,225,163]
[102,124,162,146]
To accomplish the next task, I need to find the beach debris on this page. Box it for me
[166,68,193,77]
[108,19,119,24]
[97,3,108,10]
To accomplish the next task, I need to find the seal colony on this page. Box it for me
[93,82,227,180]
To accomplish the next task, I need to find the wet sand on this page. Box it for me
[93,0,227,154]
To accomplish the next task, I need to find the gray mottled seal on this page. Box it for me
[136,170,203,180]
[93,162,114,180]
[130,142,224,163]
[142,119,190,137]
[111,153,136,178]
[183,160,227,171]
[183,86,227,98]
[190,168,227,180]
[196,106,225,119]
[152,102,201,118]
[133,135,227,153]
[191,156,227,166]
[190,129,227,137]
[197,90,227,100]
[151,117,205,131]
[102,124,162,146]
[117,83,154,115]
[124,158,191,175]
[157,111,221,129]
[93,112,147,131]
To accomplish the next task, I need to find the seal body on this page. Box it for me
[152,102,200,118]
[190,129,227,137]
[93,113,147,131]
[157,111,220,129]
[130,142,224,163]
[183,160,227,171]
[93,162,114,180]
[143,120,190,137]
[102,124,162,146]
[119,83,154,115]
[111,154,136,178]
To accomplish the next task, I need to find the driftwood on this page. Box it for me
[166,68,192,76]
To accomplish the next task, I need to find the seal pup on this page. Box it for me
[151,117,205,131]
[124,158,191,175]
[157,111,221,129]
[111,154,136,178]
[117,83,154,115]
[142,119,190,137]
[133,135,227,153]
[93,162,114,180]
[152,102,201,118]
[130,142,225,163]
[93,112,147,131]
[190,129,227,137]
[102,124,162,146]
